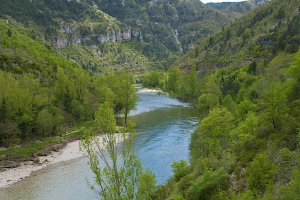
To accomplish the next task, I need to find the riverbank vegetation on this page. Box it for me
[81,102,156,200]
[0,20,137,163]
[146,49,300,199]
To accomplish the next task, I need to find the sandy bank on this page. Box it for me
[0,133,125,188]
[138,88,168,95]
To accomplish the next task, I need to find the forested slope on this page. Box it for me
[175,0,300,72]
[0,20,135,148]
[157,39,300,200]
[141,0,300,199]
[0,0,245,71]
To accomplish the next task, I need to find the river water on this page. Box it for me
[0,91,198,200]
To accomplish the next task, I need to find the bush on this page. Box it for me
[246,154,275,194]
[187,169,229,200]
[172,160,190,181]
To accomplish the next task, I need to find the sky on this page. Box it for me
[201,0,245,3]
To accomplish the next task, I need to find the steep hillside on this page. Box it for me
[152,1,300,199]
[95,0,234,53]
[207,1,255,17]
[0,0,241,70]
[0,19,135,147]
[174,0,300,72]
[161,46,300,200]
[0,0,151,72]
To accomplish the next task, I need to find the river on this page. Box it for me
[0,91,198,200]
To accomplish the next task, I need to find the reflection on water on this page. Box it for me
[0,92,198,200]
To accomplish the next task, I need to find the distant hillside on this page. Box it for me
[174,0,300,72]
[207,1,255,17]
[94,0,235,53]
[0,0,152,72]
[250,0,272,5]
[0,0,243,71]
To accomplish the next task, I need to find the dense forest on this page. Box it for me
[142,0,300,199]
[0,20,137,148]
[175,0,300,71]
[0,0,250,71]
[145,49,299,199]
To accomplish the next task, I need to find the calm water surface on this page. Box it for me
[0,91,198,200]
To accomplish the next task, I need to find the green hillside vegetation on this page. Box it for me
[207,1,255,17]
[0,0,242,71]
[150,47,300,200]
[0,20,136,149]
[141,0,300,198]
[90,0,237,62]
[0,0,126,37]
[0,0,152,72]
[175,0,300,71]
[97,0,233,50]
[59,41,151,73]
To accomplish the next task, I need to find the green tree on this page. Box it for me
[167,67,181,94]
[81,102,156,200]
[191,107,234,159]
[142,71,161,88]
[171,160,190,181]
[187,169,229,200]
[197,93,219,116]
[115,72,137,128]
[282,170,300,200]
[247,154,275,194]
[263,82,288,130]
[0,121,20,146]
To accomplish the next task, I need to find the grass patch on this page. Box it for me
[0,123,89,160]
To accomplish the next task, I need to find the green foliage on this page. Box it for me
[96,0,233,53]
[0,21,138,147]
[94,102,116,134]
[142,70,162,88]
[171,160,190,181]
[174,0,300,71]
[167,47,300,199]
[81,103,156,200]
[246,154,275,194]
[187,169,229,200]
[207,1,255,16]
[165,66,198,101]
[282,170,300,200]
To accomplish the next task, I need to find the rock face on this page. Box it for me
[52,26,142,48]
[97,29,141,44]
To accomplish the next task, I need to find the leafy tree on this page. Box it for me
[36,107,63,136]
[187,169,229,200]
[0,121,20,146]
[7,29,13,37]
[81,102,156,200]
[171,160,190,181]
[167,67,181,94]
[232,112,259,145]
[247,61,257,74]
[94,102,116,134]
[262,82,288,130]
[142,70,161,88]
[246,154,275,194]
[191,107,234,159]
[114,72,137,127]
[197,93,219,115]
[282,170,300,200]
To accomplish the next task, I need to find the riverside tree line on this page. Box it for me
[0,68,136,146]
[142,49,300,199]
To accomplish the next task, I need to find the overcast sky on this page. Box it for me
[201,0,245,3]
